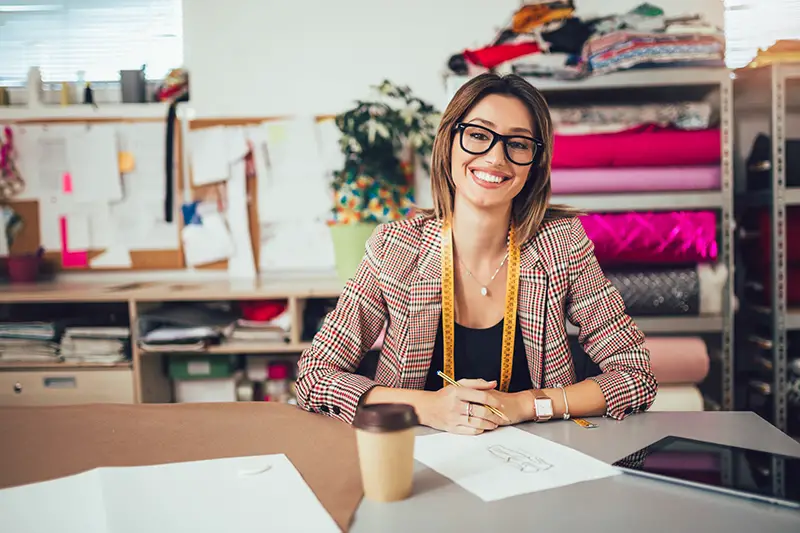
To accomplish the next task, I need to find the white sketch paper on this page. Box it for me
[414,426,620,502]
[0,454,339,533]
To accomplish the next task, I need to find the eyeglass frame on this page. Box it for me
[453,122,544,166]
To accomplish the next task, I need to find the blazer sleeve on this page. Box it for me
[564,217,658,419]
[295,224,389,424]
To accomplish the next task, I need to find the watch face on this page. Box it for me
[535,398,553,417]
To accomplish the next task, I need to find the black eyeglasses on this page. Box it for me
[454,122,543,166]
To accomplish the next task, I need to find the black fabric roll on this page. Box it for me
[606,268,699,316]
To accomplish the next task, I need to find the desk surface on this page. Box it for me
[353,412,800,533]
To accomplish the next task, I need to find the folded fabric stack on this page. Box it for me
[138,304,237,353]
[59,327,130,364]
[446,1,725,79]
[231,300,292,345]
[0,321,59,362]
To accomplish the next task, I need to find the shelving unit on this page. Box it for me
[446,67,736,411]
[734,62,800,438]
[0,276,343,405]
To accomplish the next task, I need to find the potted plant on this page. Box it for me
[328,80,439,282]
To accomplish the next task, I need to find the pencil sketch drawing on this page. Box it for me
[487,445,554,473]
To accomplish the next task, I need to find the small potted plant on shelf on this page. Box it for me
[328,80,439,282]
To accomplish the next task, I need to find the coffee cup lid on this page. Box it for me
[352,403,419,433]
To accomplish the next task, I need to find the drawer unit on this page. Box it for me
[0,369,135,406]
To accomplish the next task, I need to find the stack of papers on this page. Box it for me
[0,454,339,533]
[60,327,130,364]
[0,322,59,362]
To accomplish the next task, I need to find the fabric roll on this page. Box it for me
[552,125,721,169]
[646,337,710,385]
[606,264,726,316]
[580,211,718,266]
[649,385,704,412]
[606,268,699,315]
[550,166,720,194]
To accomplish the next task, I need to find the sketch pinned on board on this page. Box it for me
[487,445,554,474]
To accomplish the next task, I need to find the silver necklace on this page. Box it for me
[458,252,509,297]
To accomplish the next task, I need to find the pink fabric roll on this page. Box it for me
[580,211,718,265]
[552,125,721,169]
[646,337,710,384]
[550,166,721,194]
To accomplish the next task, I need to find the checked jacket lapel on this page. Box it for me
[400,218,550,391]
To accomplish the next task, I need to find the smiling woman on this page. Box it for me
[296,73,658,436]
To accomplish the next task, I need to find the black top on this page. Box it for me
[424,313,532,392]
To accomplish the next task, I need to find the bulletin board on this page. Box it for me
[1,112,337,274]
[2,115,186,272]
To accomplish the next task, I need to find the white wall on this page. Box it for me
[182,0,724,118]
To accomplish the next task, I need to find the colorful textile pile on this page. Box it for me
[330,174,415,225]
[446,2,725,79]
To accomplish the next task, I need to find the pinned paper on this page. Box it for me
[59,216,88,268]
[90,245,133,268]
[118,151,135,173]
[62,172,73,193]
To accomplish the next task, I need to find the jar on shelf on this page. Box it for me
[264,361,292,403]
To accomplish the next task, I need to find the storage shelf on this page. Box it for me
[552,191,723,212]
[787,310,800,330]
[567,315,723,336]
[736,188,800,207]
[141,341,313,355]
[0,361,132,370]
[447,67,730,95]
[0,102,170,121]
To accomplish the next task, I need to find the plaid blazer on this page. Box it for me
[296,214,657,425]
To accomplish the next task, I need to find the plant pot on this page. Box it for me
[329,222,379,283]
[7,253,40,284]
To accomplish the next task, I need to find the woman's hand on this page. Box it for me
[482,390,534,425]
[418,379,506,435]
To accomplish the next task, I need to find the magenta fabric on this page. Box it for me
[550,166,720,194]
[552,125,721,169]
[580,211,718,265]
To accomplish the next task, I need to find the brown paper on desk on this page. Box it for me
[0,402,363,532]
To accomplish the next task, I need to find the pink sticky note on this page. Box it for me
[59,216,88,268]
[62,172,73,194]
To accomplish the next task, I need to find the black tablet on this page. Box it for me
[612,435,800,510]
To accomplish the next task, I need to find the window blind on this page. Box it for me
[725,0,800,68]
[0,0,183,85]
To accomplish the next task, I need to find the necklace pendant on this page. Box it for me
[480,287,488,297]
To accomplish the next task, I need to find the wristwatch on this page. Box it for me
[531,389,553,422]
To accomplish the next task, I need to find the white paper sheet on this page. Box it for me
[0,469,106,533]
[116,122,167,200]
[181,207,235,267]
[109,197,178,251]
[256,118,331,224]
[226,158,256,278]
[38,133,69,197]
[414,426,620,502]
[258,220,336,275]
[65,212,91,250]
[189,127,231,186]
[66,125,123,203]
[90,245,133,268]
[0,455,340,533]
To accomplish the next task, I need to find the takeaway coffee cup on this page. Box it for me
[352,403,419,502]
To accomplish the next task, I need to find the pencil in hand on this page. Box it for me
[436,371,511,423]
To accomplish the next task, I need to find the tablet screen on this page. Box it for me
[612,435,800,507]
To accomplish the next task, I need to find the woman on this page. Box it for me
[296,73,657,434]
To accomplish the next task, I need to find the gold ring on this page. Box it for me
[467,403,474,420]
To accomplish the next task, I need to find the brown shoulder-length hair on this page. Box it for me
[425,73,579,244]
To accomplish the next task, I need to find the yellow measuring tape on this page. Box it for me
[440,219,521,392]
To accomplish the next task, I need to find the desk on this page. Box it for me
[354,412,800,533]
[1,406,799,532]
